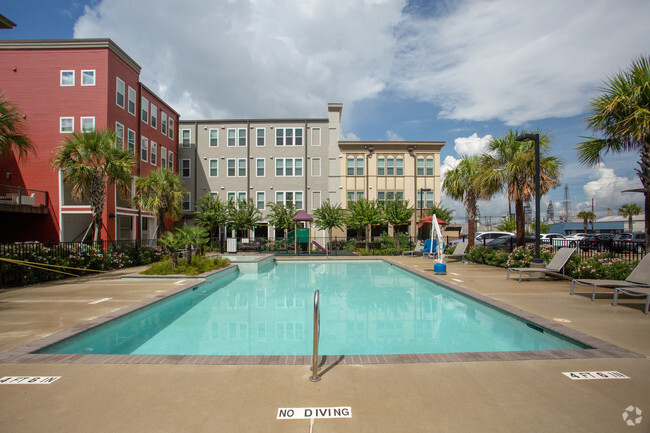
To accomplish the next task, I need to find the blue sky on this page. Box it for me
[3,0,649,224]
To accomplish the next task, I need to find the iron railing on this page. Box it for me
[0,184,48,208]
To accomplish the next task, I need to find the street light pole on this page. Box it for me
[516,133,542,264]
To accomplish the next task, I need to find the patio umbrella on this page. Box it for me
[417,215,448,229]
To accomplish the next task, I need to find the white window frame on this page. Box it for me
[311,157,321,177]
[238,128,247,147]
[141,96,149,124]
[181,159,191,178]
[80,116,95,132]
[276,191,303,209]
[256,128,265,146]
[161,112,167,134]
[168,151,174,171]
[127,86,136,115]
[209,159,218,177]
[227,192,236,202]
[256,191,265,210]
[377,157,385,176]
[256,158,265,177]
[160,145,167,168]
[59,117,74,133]
[238,158,247,177]
[169,118,174,139]
[275,158,303,177]
[150,104,157,129]
[150,141,157,166]
[141,137,149,162]
[275,127,303,146]
[115,122,124,148]
[227,128,236,147]
[426,157,434,176]
[209,128,219,147]
[238,192,247,203]
[311,127,321,146]
[182,192,191,212]
[60,70,74,87]
[311,191,321,210]
[396,157,404,176]
[181,129,191,148]
[417,157,425,176]
[347,157,355,176]
[127,129,136,153]
[227,158,236,177]
[116,77,125,108]
[81,70,95,86]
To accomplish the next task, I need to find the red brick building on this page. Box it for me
[0,39,179,243]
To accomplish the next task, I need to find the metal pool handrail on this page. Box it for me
[310,289,321,382]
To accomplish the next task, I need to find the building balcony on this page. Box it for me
[0,184,49,214]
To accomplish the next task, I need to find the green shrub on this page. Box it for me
[465,246,510,267]
[505,244,554,269]
[564,253,637,280]
[142,256,230,275]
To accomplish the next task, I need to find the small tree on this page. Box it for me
[381,198,413,248]
[176,225,209,266]
[495,216,516,232]
[576,210,596,233]
[267,201,298,239]
[133,168,186,236]
[425,204,454,224]
[228,198,262,238]
[195,194,229,246]
[158,231,184,269]
[312,199,346,250]
[346,198,384,250]
[619,203,642,232]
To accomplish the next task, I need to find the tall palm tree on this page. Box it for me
[442,155,489,248]
[576,210,596,233]
[132,168,186,236]
[578,56,650,250]
[52,129,135,242]
[312,199,346,250]
[0,93,35,160]
[619,203,642,232]
[480,130,562,246]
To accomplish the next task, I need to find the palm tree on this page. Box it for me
[176,225,208,266]
[0,93,35,160]
[442,155,489,248]
[577,56,650,250]
[158,230,185,269]
[576,210,596,233]
[346,198,384,250]
[52,129,135,242]
[425,204,454,224]
[312,199,346,250]
[619,203,642,232]
[480,130,562,247]
[132,168,186,236]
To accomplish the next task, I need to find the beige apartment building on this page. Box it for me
[178,103,444,240]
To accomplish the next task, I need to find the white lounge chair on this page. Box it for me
[507,247,575,282]
[612,286,650,314]
[402,240,424,256]
[447,242,468,262]
[571,254,650,301]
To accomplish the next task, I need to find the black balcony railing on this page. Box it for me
[0,184,48,208]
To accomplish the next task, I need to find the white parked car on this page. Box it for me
[553,233,590,247]
[475,231,515,246]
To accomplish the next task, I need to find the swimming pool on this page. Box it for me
[37,260,587,356]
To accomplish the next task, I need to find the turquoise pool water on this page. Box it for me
[38,260,586,356]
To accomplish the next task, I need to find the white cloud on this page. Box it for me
[576,164,643,216]
[341,132,360,141]
[74,0,406,119]
[385,130,404,141]
[453,133,492,156]
[392,0,650,125]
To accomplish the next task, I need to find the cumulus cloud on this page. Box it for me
[74,0,406,119]
[385,130,404,141]
[453,133,492,156]
[576,164,643,216]
[341,132,360,141]
[392,0,650,125]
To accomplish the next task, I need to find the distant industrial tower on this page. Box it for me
[562,185,573,221]
[546,200,554,222]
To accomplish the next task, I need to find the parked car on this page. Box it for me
[579,233,615,252]
[475,231,514,246]
[613,232,646,254]
[485,235,534,252]
[554,233,591,248]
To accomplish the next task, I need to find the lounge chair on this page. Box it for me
[612,286,650,314]
[507,247,575,282]
[402,240,424,256]
[447,242,468,262]
[571,254,650,301]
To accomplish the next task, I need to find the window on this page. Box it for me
[168,119,174,139]
[275,158,303,176]
[209,129,219,147]
[312,191,321,210]
[238,128,246,146]
[81,70,95,86]
[160,146,167,168]
[227,192,236,202]
[256,158,265,177]
[256,192,265,210]
[209,159,218,177]
[386,157,395,176]
[238,192,247,202]
[311,157,321,177]
[418,191,434,209]
[347,158,354,176]
[150,141,157,166]
[396,157,404,176]
[182,193,191,212]
[275,128,284,146]
[311,127,321,146]
[356,157,364,176]
[150,104,157,129]
[295,159,303,176]
[60,70,74,86]
[161,112,167,134]
[238,158,247,177]
[127,129,136,153]
[127,87,136,115]
[81,117,95,132]
[115,122,124,148]
[227,129,236,147]
[378,191,403,205]
[295,128,303,146]
[227,159,236,177]
[286,129,293,146]
[275,158,283,176]
[181,129,191,147]
[426,158,434,176]
[168,151,174,171]
[116,78,125,108]
[377,157,385,176]
[256,128,265,146]
[276,191,303,209]
[181,159,191,178]
[141,97,149,123]
[347,191,364,202]
[60,117,73,133]
[275,128,303,146]
[141,137,149,162]
[417,157,425,176]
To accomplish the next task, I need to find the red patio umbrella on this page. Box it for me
[417,215,448,229]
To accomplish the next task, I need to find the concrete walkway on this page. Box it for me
[0,258,649,432]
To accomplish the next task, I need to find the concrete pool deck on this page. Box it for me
[0,256,649,432]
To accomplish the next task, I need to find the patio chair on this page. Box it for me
[446,241,468,263]
[507,247,575,282]
[612,286,650,314]
[571,253,650,301]
[402,240,424,256]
